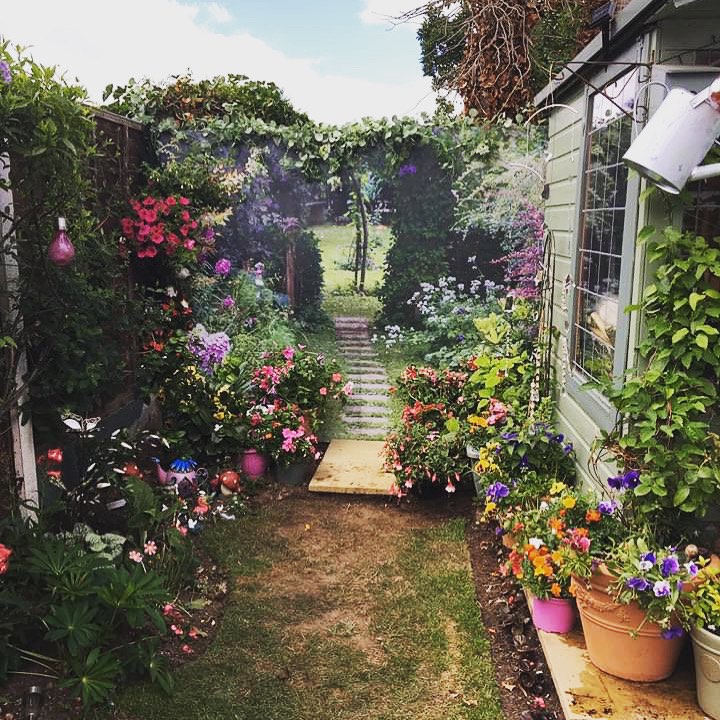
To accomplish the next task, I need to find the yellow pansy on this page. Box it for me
[484,501,497,514]
[549,481,566,495]
[469,414,488,428]
[562,496,576,509]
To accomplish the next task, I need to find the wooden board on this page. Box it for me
[309,439,393,495]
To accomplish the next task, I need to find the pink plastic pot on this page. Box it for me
[240,449,268,480]
[532,597,576,634]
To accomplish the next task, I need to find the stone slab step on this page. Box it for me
[343,404,391,417]
[536,619,702,719]
[342,414,389,425]
[351,384,389,393]
[348,393,389,403]
[348,373,388,382]
[309,439,392,495]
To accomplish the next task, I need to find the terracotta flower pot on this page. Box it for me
[533,597,576,634]
[691,625,720,719]
[571,569,685,682]
[240,449,268,480]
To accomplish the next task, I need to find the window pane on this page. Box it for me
[572,70,639,380]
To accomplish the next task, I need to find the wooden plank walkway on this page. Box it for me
[309,439,392,495]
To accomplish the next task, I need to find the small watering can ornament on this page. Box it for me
[153,457,207,498]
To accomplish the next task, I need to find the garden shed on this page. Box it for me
[537,0,720,488]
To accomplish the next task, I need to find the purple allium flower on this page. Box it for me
[0,61,11,84]
[662,626,684,640]
[653,580,671,597]
[626,577,651,592]
[222,296,235,309]
[486,481,510,501]
[661,556,680,578]
[214,257,232,276]
[398,163,417,177]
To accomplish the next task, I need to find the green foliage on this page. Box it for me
[0,43,149,428]
[417,5,469,92]
[0,512,172,713]
[105,74,309,127]
[592,227,720,531]
[530,4,590,93]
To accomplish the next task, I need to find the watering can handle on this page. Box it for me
[196,467,209,482]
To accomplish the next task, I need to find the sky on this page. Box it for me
[1,0,439,124]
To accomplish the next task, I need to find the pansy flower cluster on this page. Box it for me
[608,538,703,636]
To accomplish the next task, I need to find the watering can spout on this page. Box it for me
[151,457,168,485]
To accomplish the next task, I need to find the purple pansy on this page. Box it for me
[486,482,510,502]
[661,626,684,640]
[626,577,651,592]
[661,556,680,578]
[598,500,618,515]
[653,580,671,597]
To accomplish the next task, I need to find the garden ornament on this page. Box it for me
[152,457,207,498]
[48,216,76,266]
[624,76,720,194]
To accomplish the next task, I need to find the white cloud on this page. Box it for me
[359,0,424,27]
[1,0,436,124]
[206,2,232,23]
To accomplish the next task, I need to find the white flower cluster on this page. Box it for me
[371,324,404,348]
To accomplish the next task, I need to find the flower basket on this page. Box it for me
[571,568,685,682]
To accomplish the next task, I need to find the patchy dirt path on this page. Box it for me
[115,489,503,720]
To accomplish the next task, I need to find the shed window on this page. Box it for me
[572,69,640,382]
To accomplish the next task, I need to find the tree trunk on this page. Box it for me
[352,175,370,293]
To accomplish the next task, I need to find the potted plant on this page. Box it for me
[685,571,720,719]
[568,533,699,682]
[268,403,321,486]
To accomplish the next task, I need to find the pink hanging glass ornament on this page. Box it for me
[48,217,76,267]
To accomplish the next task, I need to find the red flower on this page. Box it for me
[179,197,190,206]
[47,448,63,463]
[166,196,177,206]
[0,544,12,575]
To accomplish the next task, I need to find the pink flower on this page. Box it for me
[188,627,200,639]
[181,644,193,654]
[222,296,235,309]
[342,382,354,396]
[332,373,342,383]
[179,197,191,206]
[144,541,158,556]
[128,550,144,563]
[0,544,12,575]
[445,481,456,493]
[176,523,188,537]
[282,346,295,361]
[214,258,232,276]
[319,387,328,396]
[171,624,184,636]
[162,603,175,616]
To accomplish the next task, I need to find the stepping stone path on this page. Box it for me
[334,316,392,441]
[309,317,395,496]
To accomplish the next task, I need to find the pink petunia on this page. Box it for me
[282,346,295,361]
[319,387,327,396]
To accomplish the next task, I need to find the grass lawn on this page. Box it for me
[112,495,502,720]
[314,224,391,320]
